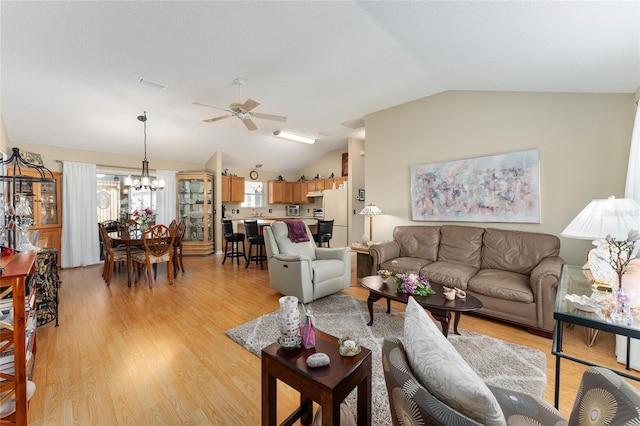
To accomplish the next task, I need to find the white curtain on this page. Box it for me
[625,104,640,200]
[620,102,640,368]
[155,170,177,225]
[61,161,101,268]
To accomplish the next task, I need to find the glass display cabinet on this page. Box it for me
[0,148,62,255]
[177,172,214,255]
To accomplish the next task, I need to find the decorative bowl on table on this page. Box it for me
[565,294,602,313]
[377,269,392,283]
[338,336,361,356]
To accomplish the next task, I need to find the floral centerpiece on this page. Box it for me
[395,273,435,296]
[591,230,640,321]
[592,230,640,290]
[132,207,156,230]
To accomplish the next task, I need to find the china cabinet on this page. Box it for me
[0,251,37,425]
[8,169,62,255]
[177,173,214,255]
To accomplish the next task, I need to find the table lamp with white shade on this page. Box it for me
[561,196,640,287]
[359,203,383,245]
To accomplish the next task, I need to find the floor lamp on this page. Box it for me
[359,203,383,245]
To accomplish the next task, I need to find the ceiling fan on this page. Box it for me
[194,78,287,131]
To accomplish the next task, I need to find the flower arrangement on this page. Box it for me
[132,207,156,229]
[592,229,640,290]
[395,273,435,296]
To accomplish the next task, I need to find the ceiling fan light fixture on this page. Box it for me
[273,130,315,145]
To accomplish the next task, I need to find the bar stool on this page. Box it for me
[222,219,246,265]
[313,219,334,247]
[244,219,267,269]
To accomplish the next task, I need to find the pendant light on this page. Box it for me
[125,111,165,190]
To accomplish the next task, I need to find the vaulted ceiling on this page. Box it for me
[2,1,638,173]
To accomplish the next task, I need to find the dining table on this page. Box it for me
[108,230,144,286]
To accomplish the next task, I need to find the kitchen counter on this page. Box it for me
[232,217,318,234]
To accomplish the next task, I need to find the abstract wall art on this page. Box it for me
[411,149,540,223]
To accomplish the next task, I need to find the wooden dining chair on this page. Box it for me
[173,221,187,277]
[131,224,176,288]
[98,222,128,286]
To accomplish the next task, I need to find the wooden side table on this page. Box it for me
[351,244,372,278]
[261,329,372,426]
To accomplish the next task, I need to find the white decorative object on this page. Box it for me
[306,353,330,368]
[338,336,361,356]
[564,294,602,313]
[278,296,300,349]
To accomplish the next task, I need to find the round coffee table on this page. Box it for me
[360,275,483,337]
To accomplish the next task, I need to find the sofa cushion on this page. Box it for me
[421,260,478,289]
[404,297,506,425]
[393,226,440,260]
[438,225,484,269]
[481,228,560,275]
[381,257,432,275]
[468,269,534,303]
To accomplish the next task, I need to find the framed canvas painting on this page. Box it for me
[411,149,540,223]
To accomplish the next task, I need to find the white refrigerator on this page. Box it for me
[322,188,349,247]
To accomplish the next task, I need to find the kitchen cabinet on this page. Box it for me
[177,172,214,255]
[8,169,62,255]
[292,181,310,204]
[0,251,37,425]
[221,175,245,203]
[268,180,287,204]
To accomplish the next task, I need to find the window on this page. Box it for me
[242,181,265,208]
[96,173,158,223]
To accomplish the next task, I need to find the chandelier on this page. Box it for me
[125,111,165,191]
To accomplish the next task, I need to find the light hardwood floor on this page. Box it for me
[28,254,640,425]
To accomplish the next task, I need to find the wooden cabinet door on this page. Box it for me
[268,181,286,203]
[221,175,231,203]
[230,176,245,203]
[285,182,294,204]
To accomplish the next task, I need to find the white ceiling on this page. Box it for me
[1,1,639,173]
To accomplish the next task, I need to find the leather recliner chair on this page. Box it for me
[264,221,351,303]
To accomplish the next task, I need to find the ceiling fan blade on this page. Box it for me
[254,112,287,122]
[203,114,233,123]
[193,101,232,113]
[241,98,260,112]
[241,118,258,131]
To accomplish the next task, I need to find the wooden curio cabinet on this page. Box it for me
[9,169,62,255]
[176,172,214,255]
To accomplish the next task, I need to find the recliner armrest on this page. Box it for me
[272,254,310,263]
[315,247,349,261]
[529,256,563,293]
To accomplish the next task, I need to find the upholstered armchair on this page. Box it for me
[263,221,351,303]
[382,337,640,425]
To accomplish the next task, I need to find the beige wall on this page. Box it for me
[10,141,206,174]
[365,91,636,266]
[348,138,366,243]
[0,112,8,154]
[299,148,347,180]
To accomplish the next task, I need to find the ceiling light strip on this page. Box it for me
[273,130,315,144]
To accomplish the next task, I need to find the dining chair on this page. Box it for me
[173,221,187,277]
[98,222,128,286]
[313,219,334,247]
[244,219,266,269]
[131,224,176,288]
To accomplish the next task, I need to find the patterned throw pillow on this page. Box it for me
[403,297,506,426]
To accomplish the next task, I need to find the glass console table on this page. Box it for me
[553,264,640,408]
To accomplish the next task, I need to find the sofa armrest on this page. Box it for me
[370,241,400,270]
[529,255,564,332]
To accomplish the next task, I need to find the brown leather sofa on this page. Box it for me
[369,225,563,335]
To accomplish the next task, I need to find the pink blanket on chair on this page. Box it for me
[285,220,310,243]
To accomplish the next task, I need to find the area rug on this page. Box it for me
[226,293,547,425]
